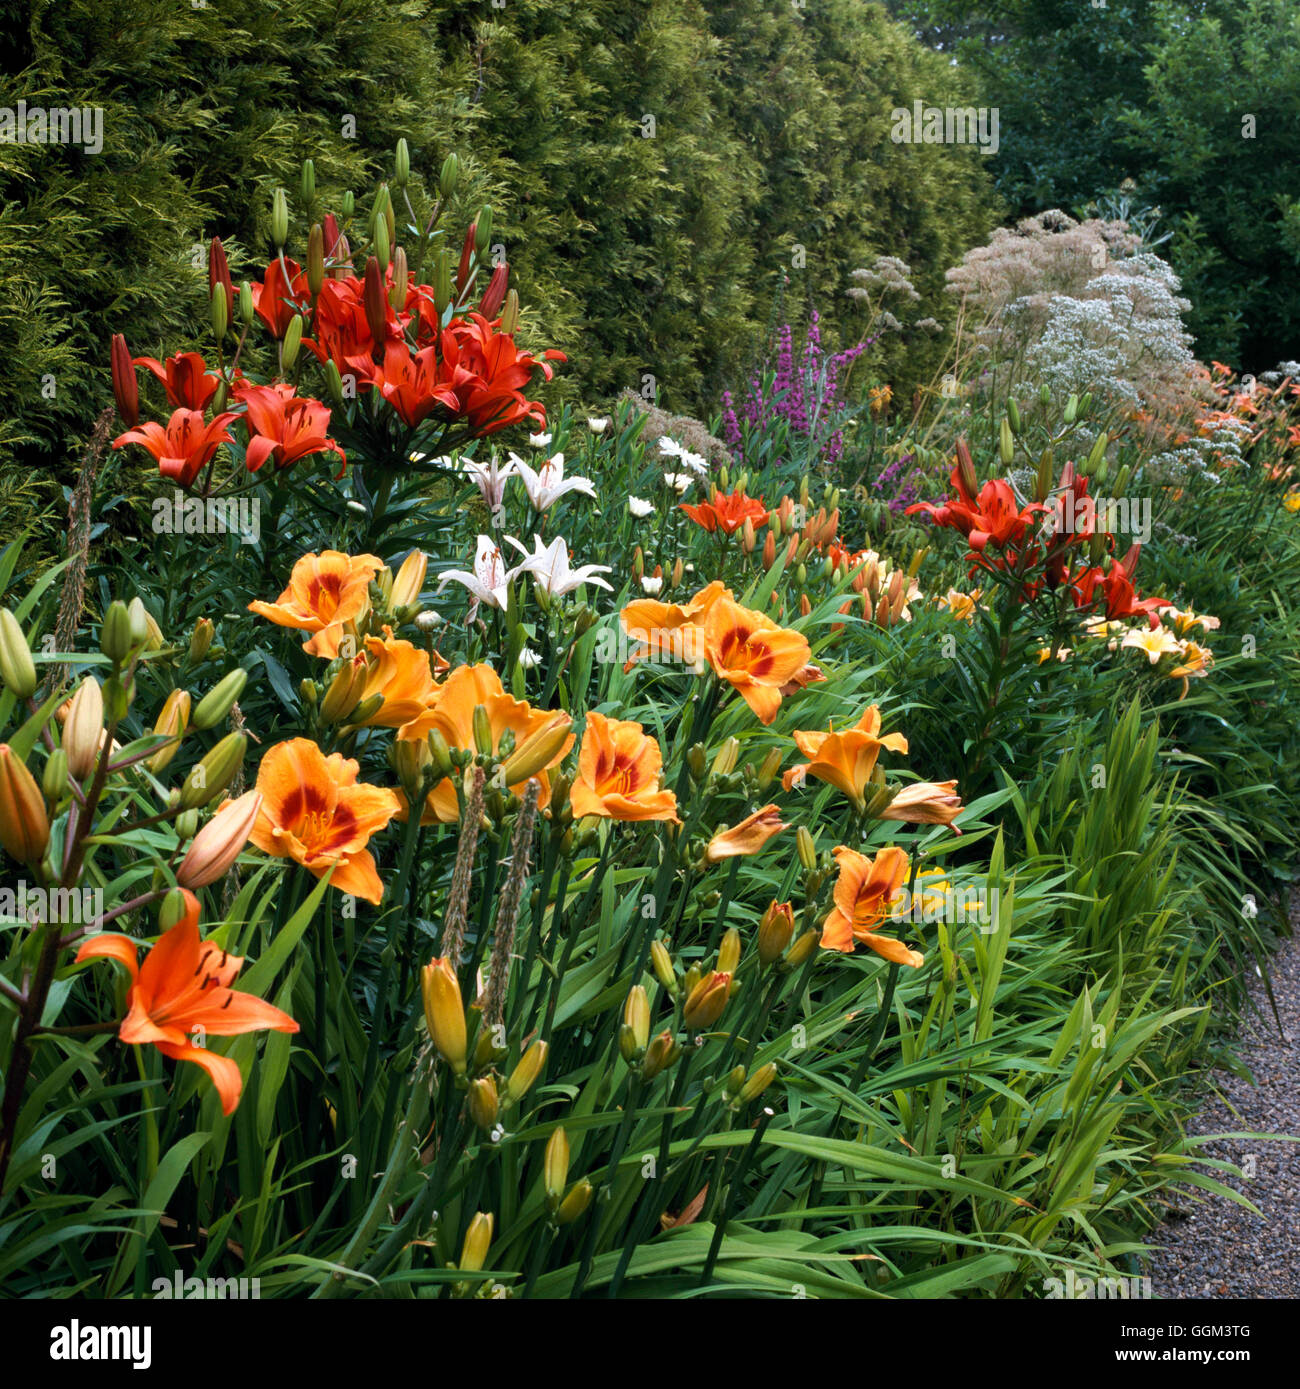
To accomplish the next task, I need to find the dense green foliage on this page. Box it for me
[1,0,996,489]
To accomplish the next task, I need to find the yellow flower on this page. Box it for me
[1120,625,1181,665]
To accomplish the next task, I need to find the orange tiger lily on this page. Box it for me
[398,664,573,824]
[820,845,921,964]
[703,597,810,725]
[75,891,298,1115]
[113,407,240,488]
[782,704,908,807]
[570,712,679,822]
[249,739,402,903]
[248,550,384,658]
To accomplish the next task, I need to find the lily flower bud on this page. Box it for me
[393,737,430,801]
[110,333,139,427]
[42,747,68,804]
[421,957,467,1074]
[710,737,739,777]
[307,223,325,297]
[179,732,246,809]
[479,261,509,320]
[300,158,316,205]
[556,1178,593,1226]
[474,206,493,254]
[391,245,409,311]
[239,280,254,328]
[428,728,454,779]
[0,745,49,864]
[393,138,409,188]
[781,928,819,973]
[159,885,196,930]
[467,1075,499,1130]
[456,222,476,293]
[458,1213,493,1272]
[755,746,783,791]
[623,986,650,1054]
[439,153,459,199]
[999,416,1014,466]
[147,689,191,772]
[177,790,262,887]
[640,1029,681,1081]
[64,677,104,781]
[738,1062,778,1104]
[191,668,247,731]
[186,620,214,668]
[100,601,132,664]
[650,939,676,994]
[211,281,228,342]
[499,288,520,335]
[373,213,390,271]
[544,1127,570,1210]
[955,437,977,498]
[363,257,387,357]
[499,714,571,785]
[505,1039,548,1102]
[391,550,427,611]
[0,608,36,700]
[271,188,289,248]
[281,313,303,371]
[682,971,731,1031]
[716,928,741,979]
[319,661,365,725]
[472,703,494,757]
[757,900,795,965]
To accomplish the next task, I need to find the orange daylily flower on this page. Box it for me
[879,780,964,827]
[75,891,299,1115]
[352,627,444,728]
[570,712,680,822]
[398,664,573,824]
[680,490,770,536]
[249,739,402,903]
[782,704,908,807]
[703,597,811,725]
[820,845,921,964]
[619,580,731,670]
[705,804,787,861]
[248,550,384,658]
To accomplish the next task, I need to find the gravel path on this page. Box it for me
[1145,896,1300,1299]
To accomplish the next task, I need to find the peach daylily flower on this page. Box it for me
[249,739,402,903]
[352,627,445,728]
[619,580,732,671]
[75,890,299,1115]
[820,845,921,964]
[782,704,908,807]
[570,712,680,822]
[248,550,384,658]
[879,780,964,827]
[398,664,573,825]
[703,597,811,726]
[704,804,787,861]
[1121,625,1181,665]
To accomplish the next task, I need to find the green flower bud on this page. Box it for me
[239,281,254,328]
[191,668,248,731]
[271,188,289,249]
[1007,397,1022,434]
[300,158,316,205]
[159,886,191,930]
[179,732,246,809]
[42,747,68,803]
[100,601,133,664]
[0,608,37,700]
[394,138,410,188]
[282,313,304,371]
[475,205,492,254]
[211,282,228,341]
[439,153,459,200]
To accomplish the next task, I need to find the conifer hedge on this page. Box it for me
[1,0,996,487]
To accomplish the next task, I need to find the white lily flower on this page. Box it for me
[506,534,613,598]
[512,452,597,512]
[628,496,655,518]
[437,534,531,619]
[587,416,609,434]
[640,575,663,595]
[518,647,543,669]
[529,431,553,448]
[664,472,693,493]
[658,435,683,458]
[462,454,517,515]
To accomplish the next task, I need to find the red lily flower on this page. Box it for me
[133,352,223,411]
[680,490,769,535]
[907,463,1043,552]
[251,257,310,339]
[435,313,565,434]
[377,342,462,427]
[305,274,403,386]
[238,383,346,475]
[76,890,299,1115]
[113,407,239,487]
